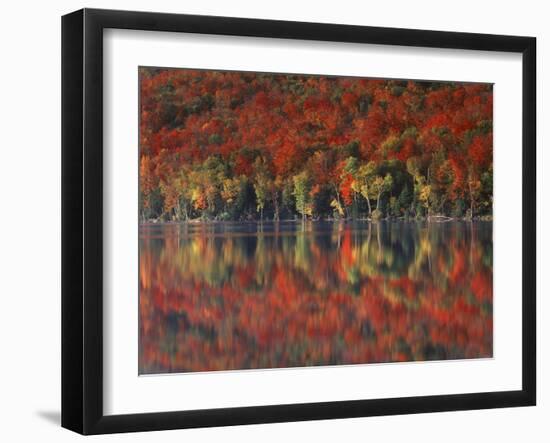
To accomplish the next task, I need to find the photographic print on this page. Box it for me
[138,67,493,375]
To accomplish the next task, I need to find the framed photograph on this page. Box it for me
[62,8,536,435]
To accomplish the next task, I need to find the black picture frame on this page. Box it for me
[62,8,536,435]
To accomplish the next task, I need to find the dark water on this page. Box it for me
[139,221,493,374]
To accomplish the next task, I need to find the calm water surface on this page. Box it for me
[139,221,493,374]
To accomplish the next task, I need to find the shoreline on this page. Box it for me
[139,215,493,226]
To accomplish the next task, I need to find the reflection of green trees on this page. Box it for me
[141,221,492,298]
[140,221,493,373]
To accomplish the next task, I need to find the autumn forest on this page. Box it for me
[139,68,493,222]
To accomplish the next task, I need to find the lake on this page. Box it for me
[139,221,493,374]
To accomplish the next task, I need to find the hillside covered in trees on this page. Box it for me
[139,68,493,222]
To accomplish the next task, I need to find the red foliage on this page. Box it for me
[340,173,355,206]
[139,224,493,373]
[139,68,493,214]
[468,134,493,169]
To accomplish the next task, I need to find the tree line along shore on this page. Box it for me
[139,68,493,223]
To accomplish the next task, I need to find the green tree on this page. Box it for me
[397,185,413,216]
[356,161,377,217]
[221,175,248,219]
[293,171,313,221]
[467,165,481,219]
[371,173,393,212]
[407,156,429,217]
[252,157,273,221]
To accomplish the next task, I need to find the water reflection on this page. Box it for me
[139,221,493,374]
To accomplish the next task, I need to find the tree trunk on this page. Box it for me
[468,181,474,220]
[272,193,279,221]
[365,192,372,216]
[183,202,188,221]
[333,184,342,214]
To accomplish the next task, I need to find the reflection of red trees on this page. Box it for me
[139,223,493,373]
